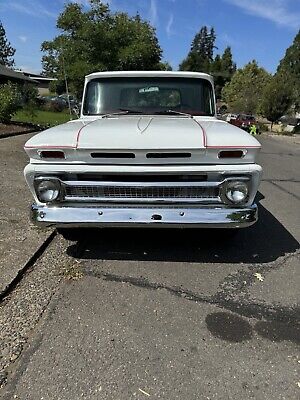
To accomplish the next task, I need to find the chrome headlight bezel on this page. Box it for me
[221,180,249,205]
[34,177,62,203]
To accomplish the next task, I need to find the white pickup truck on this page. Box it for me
[24,71,262,233]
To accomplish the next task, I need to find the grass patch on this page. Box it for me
[13,110,75,127]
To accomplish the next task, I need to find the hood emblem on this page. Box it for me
[137,117,153,134]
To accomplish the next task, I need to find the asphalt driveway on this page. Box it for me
[0,134,299,400]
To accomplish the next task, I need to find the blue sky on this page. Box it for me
[0,0,299,74]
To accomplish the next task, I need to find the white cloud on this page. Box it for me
[4,1,57,18]
[225,0,300,29]
[149,0,158,26]
[219,32,239,47]
[18,35,28,43]
[166,13,174,37]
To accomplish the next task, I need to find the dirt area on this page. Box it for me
[262,132,300,145]
[0,123,33,138]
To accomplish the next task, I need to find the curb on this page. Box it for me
[0,230,56,302]
[0,128,39,140]
[0,121,46,140]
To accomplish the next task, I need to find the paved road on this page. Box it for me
[1,134,299,399]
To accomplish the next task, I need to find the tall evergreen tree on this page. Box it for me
[276,30,300,111]
[179,30,237,98]
[221,47,236,77]
[179,26,216,73]
[211,46,236,99]
[0,21,15,67]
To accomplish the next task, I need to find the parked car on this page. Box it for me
[229,114,259,133]
[278,115,300,126]
[58,94,78,108]
[226,113,237,122]
[24,71,262,235]
[37,95,67,112]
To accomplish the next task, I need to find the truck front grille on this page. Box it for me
[63,183,221,203]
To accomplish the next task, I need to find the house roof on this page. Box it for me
[0,64,38,83]
[20,71,57,82]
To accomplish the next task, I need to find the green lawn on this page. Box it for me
[13,110,76,127]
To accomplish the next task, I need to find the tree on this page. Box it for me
[222,60,271,114]
[211,47,236,99]
[179,29,236,98]
[179,26,216,72]
[260,74,292,128]
[0,21,15,67]
[276,30,300,111]
[41,0,164,96]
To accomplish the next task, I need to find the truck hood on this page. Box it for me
[24,116,261,164]
[25,116,260,149]
[76,116,206,150]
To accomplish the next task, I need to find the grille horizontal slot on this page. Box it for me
[91,152,135,159]
[146,153,191,159]
[61,174,208,182]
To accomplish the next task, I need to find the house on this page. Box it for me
[19,71,57,95]
[0,64,37,85]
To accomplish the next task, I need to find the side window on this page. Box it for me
[85,81,102,114]
[202,83,213,115]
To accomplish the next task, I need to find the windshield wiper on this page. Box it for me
[101,109,143,118]
[154,110,192,117]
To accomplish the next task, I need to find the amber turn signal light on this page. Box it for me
[218,150,244,159]
[40,150,65,159]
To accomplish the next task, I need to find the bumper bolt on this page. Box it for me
[39,211,45,219]
[179,212,185,217]
[98,211,103,216]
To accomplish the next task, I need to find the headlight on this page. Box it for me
[36,179,60,203]
[224,181,249,204]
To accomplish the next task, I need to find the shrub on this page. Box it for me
[0,82,21,123]
[41,100,64,113]
[20,82,38,105]
[19,83,39,120]
[257,122,269,133]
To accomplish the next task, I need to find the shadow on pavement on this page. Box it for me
[205,312,300,344]
[67,194,299,265]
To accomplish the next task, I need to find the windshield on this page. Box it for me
[83,77,215,116]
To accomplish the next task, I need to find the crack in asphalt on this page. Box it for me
[262,178,300,183]
[260,151,297,157]
[84,252,300,324]
[215,251,300,299]
[266,180,300,201]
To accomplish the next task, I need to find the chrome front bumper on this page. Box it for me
[31,204,258,229]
